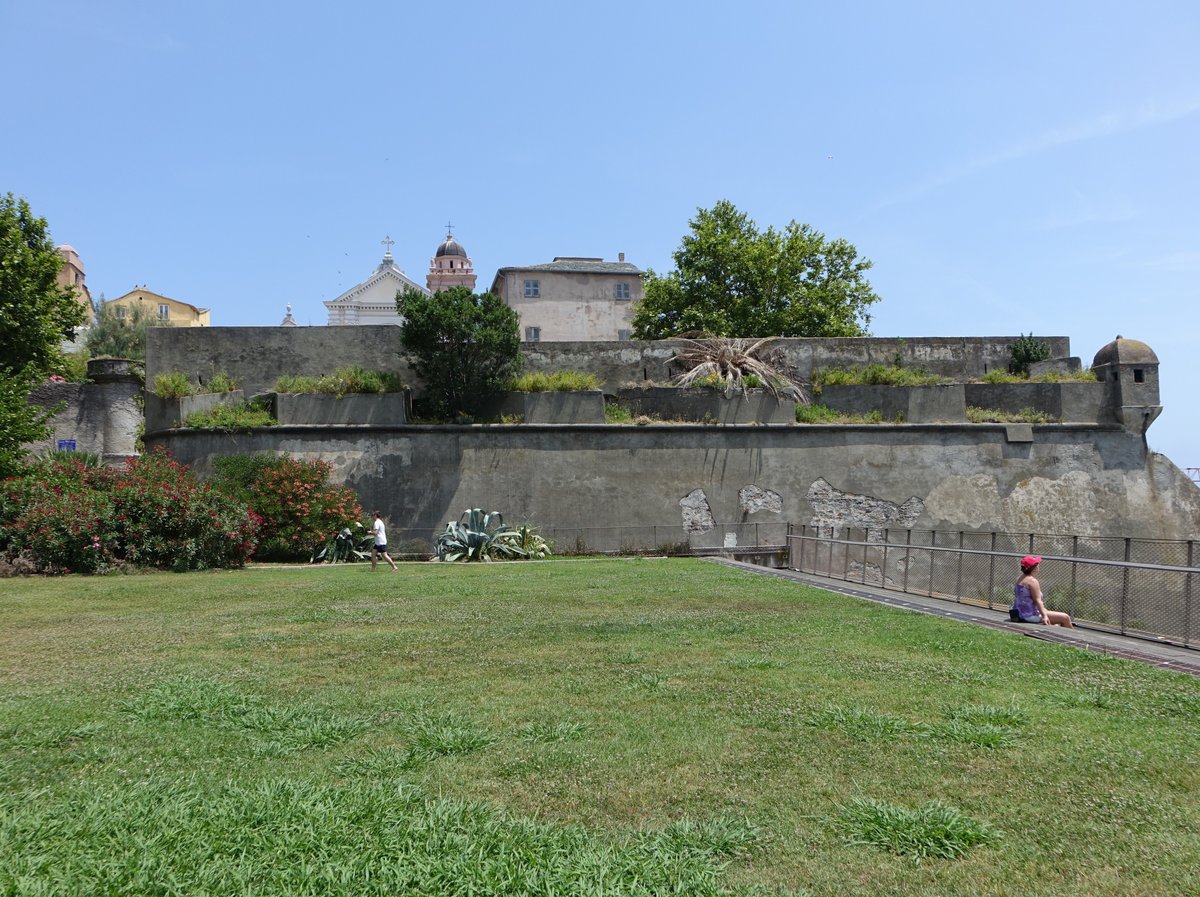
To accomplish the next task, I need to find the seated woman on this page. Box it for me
[1010,555,1073,627]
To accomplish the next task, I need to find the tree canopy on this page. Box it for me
[631,200,881,339]
[397,286,522,419]
[0,193,87,476]
[0,193,85,376]
[86,297,163,361]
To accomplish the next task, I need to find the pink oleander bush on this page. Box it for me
[0,450,259,574]
[210,454,363,561]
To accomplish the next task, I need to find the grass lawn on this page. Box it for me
[1,558,1198,896]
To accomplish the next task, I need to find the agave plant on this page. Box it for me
[671,337,807,402]
[436,509,516,562]
[493,524,553,559]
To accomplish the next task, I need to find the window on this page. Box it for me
[115,306,126,320]
[158,304,170,321]
[525,326,541,342]
[523,279,540,298]
[618,329,631,341]
[1134,369,1145,383]
[614,282,630,300]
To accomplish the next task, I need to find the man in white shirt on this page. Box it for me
[371,511,398,572]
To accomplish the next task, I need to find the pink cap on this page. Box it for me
[1020,555,1042,570]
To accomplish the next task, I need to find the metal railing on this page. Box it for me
[786,524,1198,648]
[385,522,789,557]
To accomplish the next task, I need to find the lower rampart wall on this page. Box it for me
[147,423,1200,545]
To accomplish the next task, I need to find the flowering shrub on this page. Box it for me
[1,450,259,574]
[211,455,363,561]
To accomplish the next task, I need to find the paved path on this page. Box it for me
[709,558,1200,678]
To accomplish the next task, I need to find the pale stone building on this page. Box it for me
[107,287,211,326]
[489,254,641,342]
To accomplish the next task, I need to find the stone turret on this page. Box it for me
[1091,336,1161,435]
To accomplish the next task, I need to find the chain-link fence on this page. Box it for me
[386,521,790,558]
[786,524,1199,647]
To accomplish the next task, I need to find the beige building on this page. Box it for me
[107,288,211,326]
[490,255,642,342]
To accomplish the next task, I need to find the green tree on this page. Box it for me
[0,193,85,375]
[632,200,881,339]
[397,286,522,419]
[86,297,162,361]
[0,193,86,475]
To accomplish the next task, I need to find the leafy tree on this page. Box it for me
[0,193,86,473]
[397,286,522,419]
[85,297,163,361]
[632,200,881,339]
[0,193,85,375]
[0,369,54,478]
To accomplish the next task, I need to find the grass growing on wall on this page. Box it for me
[966,405,1055,423]
[184,400,276,430]
[1,560,1197,896]
[795,404,885,424]
[813,364,949,390]
[508,370,602,392]
[275,367,406,396]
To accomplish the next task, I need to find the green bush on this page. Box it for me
[207,371,239,393]
[604,402,633,424]
[508,370,601,392]
[966,405,1054,423]
[211,455,363,562]
[275,367,404,396]
[1007,333,1051,376]
[1,450,259,573]
[153,371,197,399]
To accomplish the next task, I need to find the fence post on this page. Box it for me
[882,529,890,592]
[1070,535,1079,618]
[902,529,912,594]
[955,531,964,604]
[1186,541,1194,648]
[862,529,869,584]
[927,530,936,597]
[842,529,851,580]
[986,532,997,609]
[1121,538,1131,634]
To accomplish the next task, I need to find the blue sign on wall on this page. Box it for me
[56,439,77,452]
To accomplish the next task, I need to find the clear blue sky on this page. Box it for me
[4,1,1197,469]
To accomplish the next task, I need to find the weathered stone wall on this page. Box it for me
[27,378,141,462]
[147,329,1074,399]
[147,422,1200,545]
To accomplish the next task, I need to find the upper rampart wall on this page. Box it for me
[146,329,1073,398]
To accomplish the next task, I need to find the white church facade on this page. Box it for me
[323,233,477,326]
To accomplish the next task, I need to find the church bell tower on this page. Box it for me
[426,225,477,293]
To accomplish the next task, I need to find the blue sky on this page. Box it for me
[3,0,1197,470]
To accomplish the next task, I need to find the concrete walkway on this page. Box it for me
[709,558,1200,678]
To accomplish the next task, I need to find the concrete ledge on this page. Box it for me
[145,391,245,432]
[616,387,796,423]
[483,391,606,423]
[965,381,1106,422]
[262,392,409,426]
[820,384,967,423]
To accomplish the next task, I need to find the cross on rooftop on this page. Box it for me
[444,220,454,236]
[381,235,395,255]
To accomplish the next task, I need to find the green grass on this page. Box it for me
[508,370,602,392]
[795,403,885,424]
[1,560,1198,895]
[813,364,948,388]
[184,399,276,430]
[966,405,1055,423]
[275,366,405,395]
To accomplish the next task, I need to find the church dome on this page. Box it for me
[1092,336,1158,368]
[435,235,468,258]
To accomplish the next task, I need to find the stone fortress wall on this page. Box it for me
[135,328,1200,545]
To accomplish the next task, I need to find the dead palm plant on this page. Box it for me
[671,337,808,402]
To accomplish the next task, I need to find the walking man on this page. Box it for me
[371,510,398,572]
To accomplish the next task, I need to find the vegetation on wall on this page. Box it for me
[274,366,404,396]
[398,286,522,419]
[672,337,806,400]
[1006,333,1051,376]
[508,371,601,392]
[632,200,880,339]
[812,364,948,390]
